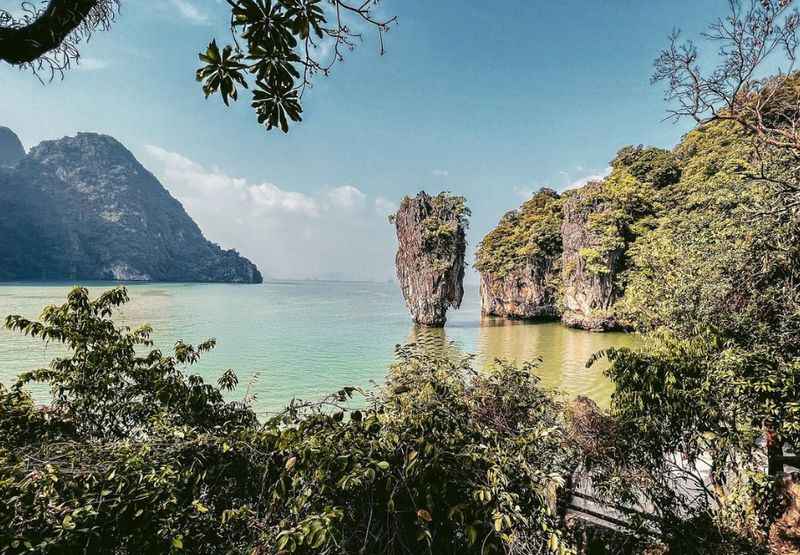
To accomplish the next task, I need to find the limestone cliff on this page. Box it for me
[392,192,469,326]
[479,262,559,320]
[0,127,25,167]
[475,146,678,331]
[476,189,562,319]
[0,129,262,283]
[559,183,623,331]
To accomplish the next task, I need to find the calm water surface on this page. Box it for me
[0,281,640,413]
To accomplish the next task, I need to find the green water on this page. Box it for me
[0,281,640,413]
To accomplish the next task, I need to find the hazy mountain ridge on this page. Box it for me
[0,129,262,283]
[0,126,24,167]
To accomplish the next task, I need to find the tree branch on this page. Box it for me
[0,0,100,65]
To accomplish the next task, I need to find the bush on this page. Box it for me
[0,287,576,554]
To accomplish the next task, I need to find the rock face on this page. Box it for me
[560,183,623,331]
[0,127,25,167]
[393,192,469,326]
[475,184,625,331]
[476,189,562,319]
[475,146,683,331]
[479,262,559,320]
[0,130,262,283]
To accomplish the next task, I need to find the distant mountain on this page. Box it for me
[0,127,25,167]
[0,129,262,283]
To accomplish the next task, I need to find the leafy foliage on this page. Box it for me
[196,0,396,132]
[612,146,681,189]
[582,335,786,553]
[4,287,256,439]
[260,349,575,554]
[574,148,674,271]
[475,188,563,277]
[0,287,576,554]
[0,0,121,80]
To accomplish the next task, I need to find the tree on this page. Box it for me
[0,0,396,133]
[652,0,800,202]
[0,0,119,77]
[647,0,800,461]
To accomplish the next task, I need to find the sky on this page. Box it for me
[0,0,728,281]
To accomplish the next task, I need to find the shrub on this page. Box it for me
[0,287,576,555]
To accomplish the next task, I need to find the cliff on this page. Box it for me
[0,126,25,167]
[476,189,562,319]
[476,146,679,330]
[559,183,623,330]
[0,129,262,283]
[392,192,469,326]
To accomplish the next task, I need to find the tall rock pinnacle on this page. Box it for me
[392,191,469,327]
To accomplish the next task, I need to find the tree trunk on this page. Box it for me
[766,420,784,477]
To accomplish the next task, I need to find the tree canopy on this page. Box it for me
[0,0,396,132]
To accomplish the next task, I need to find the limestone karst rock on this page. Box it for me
[0,127,25,167]
[476,184,624,331]
[0,130,262,283]
[479,262,560,320]
[475,185,624,330]
[559,182,623,331]
[476,189,562,320]
[475,145,681,331]
[392,192,469,326]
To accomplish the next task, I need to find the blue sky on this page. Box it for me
[0,0,727,281]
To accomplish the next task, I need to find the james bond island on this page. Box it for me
[392,191,469,326]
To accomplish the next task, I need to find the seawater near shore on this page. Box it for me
[0,281,640,412]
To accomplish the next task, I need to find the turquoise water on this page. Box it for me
[0,281,640,414]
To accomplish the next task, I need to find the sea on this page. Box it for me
[0,281,640,415]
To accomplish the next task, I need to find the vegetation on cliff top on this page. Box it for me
[393,191,471,272]
[570,146,679,279]
[475,188,563,278]
[476,145,680,286]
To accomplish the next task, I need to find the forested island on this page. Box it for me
[2,0,800,554]
[475,125,725,332]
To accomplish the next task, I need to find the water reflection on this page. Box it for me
[406,325,463,360]
[406,316,642,407]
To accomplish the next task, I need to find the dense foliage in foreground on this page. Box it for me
[0,287,575,554]
[4,288,792,555]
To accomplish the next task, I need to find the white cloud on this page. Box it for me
[143,145,319,217]
[565,167,612,190]
[169,0,208,24]
[513,166,613,199]
[250,184,320,217]
[513,186,535,200]
[327,185,366,209]
[75,57,109,71]
[432,169,449,177]
[141,145,396,281]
